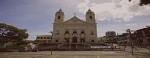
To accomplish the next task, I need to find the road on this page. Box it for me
[0,51,149,58]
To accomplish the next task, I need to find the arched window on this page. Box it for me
[90,31,94,35]
[89,16,92,19]
[91,40,94,42]
[58,16,61,19]
[65,30,69,34]
[73,30,77,33]
[64,30,70,39]
[81,30,85,34]
[55,40,58,42]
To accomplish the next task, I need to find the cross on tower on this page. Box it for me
[74,13,76,16]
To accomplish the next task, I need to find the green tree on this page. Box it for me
[129,0,150,6]
[0,23,29,43]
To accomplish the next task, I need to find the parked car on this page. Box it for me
[19,43,38,52]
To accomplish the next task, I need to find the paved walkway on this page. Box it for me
[0,51,138,58]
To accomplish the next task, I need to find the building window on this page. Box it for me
[80,39,85,43]
[47,37,50,39]
[44,37,46,39]
[91,40,94,42]
[80,30,85,38]
[73,30,77,33]
[65,30,69,34]
[90,31,94,35]
[64,30,70,38]
[36,40,39,42]
[55,40,58,42]
[37,40,39,42]
[48,40,51,42]
[72,30,77,37]
[41,37,43,39]
[44,40,46,43]
[89,16,92,19]
[81,30,85,34]
[58,16,61,19]
[37,37,39,39]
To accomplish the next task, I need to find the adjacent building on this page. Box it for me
[105,31,116,43]
[105,31,116,37]
[98,36,107,43]
[117,26,150,46]
[35,35,52,44]
[133,27,150,45]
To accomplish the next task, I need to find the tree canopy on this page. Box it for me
[129,0,150,6]
[0,23,29,43]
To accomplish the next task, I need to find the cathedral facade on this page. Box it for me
[51,9,98,43]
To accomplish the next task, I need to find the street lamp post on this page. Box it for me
[126,29,134,55]
[117,33,121,49]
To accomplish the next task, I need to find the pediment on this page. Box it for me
[63,16,86,24]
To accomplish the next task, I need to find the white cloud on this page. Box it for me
[147,23,150,26]
[126,23,137,26]
[77,0,150,22]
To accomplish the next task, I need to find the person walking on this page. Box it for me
[111,44,114,51]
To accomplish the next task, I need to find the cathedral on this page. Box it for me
[51,9,98,44]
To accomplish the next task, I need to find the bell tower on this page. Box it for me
[86,9,95,23]
[54,8,64,23]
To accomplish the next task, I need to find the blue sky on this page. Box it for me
[0,0,150,40]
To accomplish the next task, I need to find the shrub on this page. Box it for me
[6,45,20,50]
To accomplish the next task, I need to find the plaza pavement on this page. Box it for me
[0,51,149,58]
[120,46,150,57]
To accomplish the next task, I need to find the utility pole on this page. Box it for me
[126,29,134,55]
[117,33,120,49]
[142,30,147,48]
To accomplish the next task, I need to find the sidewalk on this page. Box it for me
[120,46,150,55]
